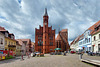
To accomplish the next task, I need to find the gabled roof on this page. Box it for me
[88,20,100,30]
[88,20,100,34]
[16,39,31,44]
[16,39,24,46]
[56,34,62,41]
[92,29,100,35]
[0,26,7,31]
[70,35,81,45]
[70,40,75,45]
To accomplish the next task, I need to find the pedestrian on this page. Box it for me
[79,51,83,59]
[21,50,24,60]
[27,52,30,59]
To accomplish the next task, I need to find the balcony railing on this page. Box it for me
[8,45,16,47]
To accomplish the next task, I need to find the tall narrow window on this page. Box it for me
[5,40,7,45]
[59,42,61,48]
[9,41,10,45]
[94,36,96,41]
[45,36,46,39]
[89,38,90,42]
[99,34,100,39]
[57,42,58,48]
[87,39,88,43]
[45,41,46,44]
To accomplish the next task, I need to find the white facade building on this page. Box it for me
[0,32,5,50]
[92,32,100,52]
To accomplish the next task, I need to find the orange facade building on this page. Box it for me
[35,8,55,54]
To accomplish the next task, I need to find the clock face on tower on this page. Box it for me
[45,23,47,25]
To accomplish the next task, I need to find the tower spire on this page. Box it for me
[44,8,48,16]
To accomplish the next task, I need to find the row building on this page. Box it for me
[70,20,100,53]
[0,26,34,56]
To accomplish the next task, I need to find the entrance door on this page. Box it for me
[92,45,94,52]
[98,44,100,52]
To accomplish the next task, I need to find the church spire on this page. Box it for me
[44,8,48,16]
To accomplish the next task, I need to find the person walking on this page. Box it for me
[79,51,84,60]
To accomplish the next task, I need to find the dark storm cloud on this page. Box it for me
[0,0,100,43]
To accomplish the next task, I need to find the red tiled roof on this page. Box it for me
[92,29,100,35]
[16,39,31,44]
[71,21,100,45]
[70,40,75,45]
[0,26,7,31]
[16,39,24,46]
[88,20,100,34]
[88,20,100,30]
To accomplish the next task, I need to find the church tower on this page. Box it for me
[43,8,49,53]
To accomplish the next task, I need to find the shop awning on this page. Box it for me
[54,48,61,50]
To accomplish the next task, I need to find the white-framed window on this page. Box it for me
[5,40,7,45]
[99,34,100,39]
[11,35,14,39]
[94,36,96,41]
[0,38,3,44]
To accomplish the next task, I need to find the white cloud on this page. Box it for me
[0,0,100,43]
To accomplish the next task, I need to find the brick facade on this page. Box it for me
[55,29,69,52]
[35,8,55,53]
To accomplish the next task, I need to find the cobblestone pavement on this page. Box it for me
[0,54,96,67]
[82,53,100,60]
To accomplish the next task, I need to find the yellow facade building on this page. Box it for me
[5,33,16,54]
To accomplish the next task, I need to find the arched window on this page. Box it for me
[59,42,61,48]
[57,42,58,48]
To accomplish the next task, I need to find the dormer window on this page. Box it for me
[11,35,14,39]
[5,33,8,37]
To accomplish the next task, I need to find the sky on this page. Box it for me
[0,0,100,44]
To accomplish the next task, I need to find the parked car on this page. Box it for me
[70,51,76,54]
[88,52,95,56]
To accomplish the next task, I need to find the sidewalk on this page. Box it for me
[83,53,100,60]
[81,53,100,66]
